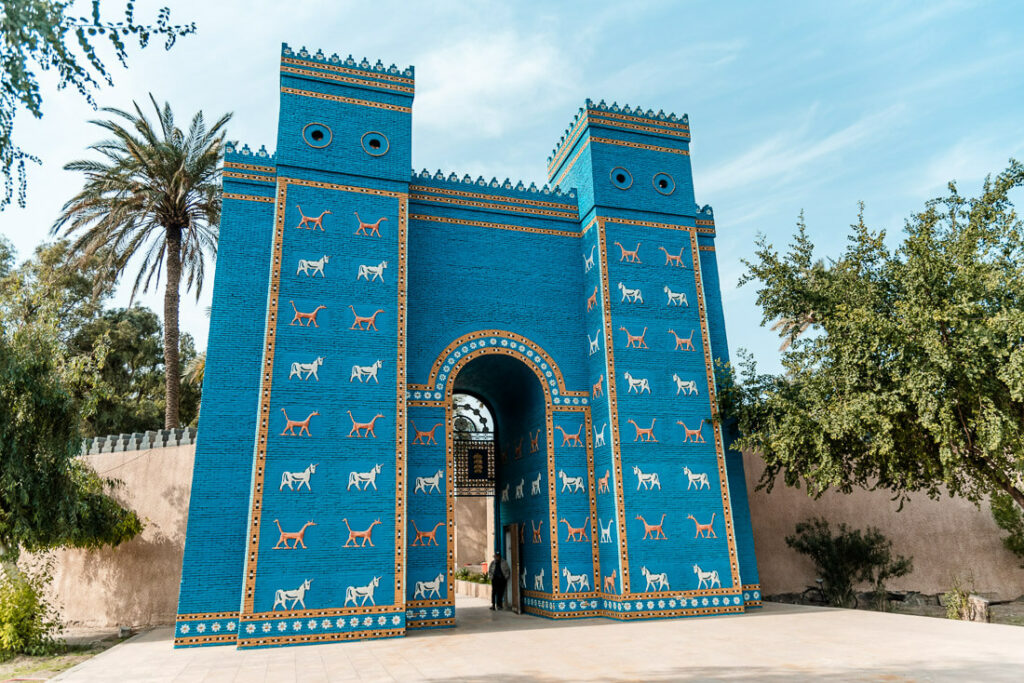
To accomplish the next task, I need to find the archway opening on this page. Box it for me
[452,352,550,614]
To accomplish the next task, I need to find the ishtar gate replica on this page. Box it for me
[175,43,761,648]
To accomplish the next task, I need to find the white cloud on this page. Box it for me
[698,104,905,197]
[915,135,1024,198]
[413,32,576,139]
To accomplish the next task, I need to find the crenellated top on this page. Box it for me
[547,99,690,176]
[697,204,714,218]
[224,142,276,166]
[281,43,414,79]
[410,168,577,204]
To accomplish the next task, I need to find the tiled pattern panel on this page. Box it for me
[405,403,452,628]
[604,219,738,598]
[235,182,405,648]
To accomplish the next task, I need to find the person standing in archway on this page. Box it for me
[488,552,510,610]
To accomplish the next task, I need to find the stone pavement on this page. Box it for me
[53,597,1024,681]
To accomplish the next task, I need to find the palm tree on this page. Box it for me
[53,95,231,428]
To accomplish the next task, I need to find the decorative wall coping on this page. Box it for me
[281,43,414,78]
[224,143,276,165]
[548,98,690,165]
[411,169,578,202]
[81,428,197,455]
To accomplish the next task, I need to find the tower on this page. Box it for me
[548,99,760,602]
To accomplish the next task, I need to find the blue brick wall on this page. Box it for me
[176,44,760,648]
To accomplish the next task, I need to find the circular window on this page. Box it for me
[302,122,332,149]
[609,167,633,190]
[652,172,676,196]
[361,131,390,157]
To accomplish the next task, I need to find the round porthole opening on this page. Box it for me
[609,166,633,190]
[302,122,332,149]
[652,172,676,195]
[361,131,390,157]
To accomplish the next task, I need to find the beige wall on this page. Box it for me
[454,495,494,571]
[42,445,194,628]
[37,445,1023,629]
[744,451,1024,599]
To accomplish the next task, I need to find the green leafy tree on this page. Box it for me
[0,320,142,564]
[53,96,229,428]
[0,238,115,338]
[70,306,200,435]
[0,238,200,435]
[721,160,1024,518]
[0,0,195,209]
[989,493,1024,565]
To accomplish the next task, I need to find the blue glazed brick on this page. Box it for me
[175,45,761,649]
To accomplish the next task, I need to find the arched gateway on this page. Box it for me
[174,44,760,648]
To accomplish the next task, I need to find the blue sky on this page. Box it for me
[2,0,1022,373]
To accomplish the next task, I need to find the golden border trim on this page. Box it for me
[280,86,412,113]
[595,218,630,593]
[281,64,415,94]
[174,633,238,646]
[223,192,274,204]
[587,109,689,131]
[410,184,576,211]
[409,192,578,220]
[699,245,716,252]
[410,213,580,239]
[224,161,276,174]
[224,170,276,183]
[394,194,409,608]
[590,137,689,156]
[176,611,239,622]
[588,114,690,139]
[281,56,414,85]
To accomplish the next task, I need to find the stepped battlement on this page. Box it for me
[410,168,577,204]
[281,43,414,79]
[224,142,276,166]
[548,99,690,178]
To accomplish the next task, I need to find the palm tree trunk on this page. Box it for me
[164,226,182,428]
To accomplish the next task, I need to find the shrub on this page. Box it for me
[453,567,490,584]
[943,574,973,620]
[786,518,913,609]
[0,558,64,660]
[990,493,1024,566]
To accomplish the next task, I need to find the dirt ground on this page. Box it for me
[0,629,126,682]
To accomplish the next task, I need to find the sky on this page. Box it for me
[2,0,1022,374]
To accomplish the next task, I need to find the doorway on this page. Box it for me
[451,352,550,619]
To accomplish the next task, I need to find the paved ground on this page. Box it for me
[52,597,1024,682]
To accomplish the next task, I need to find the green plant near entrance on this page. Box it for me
[454,567,491,584]
[786,518,912,609]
